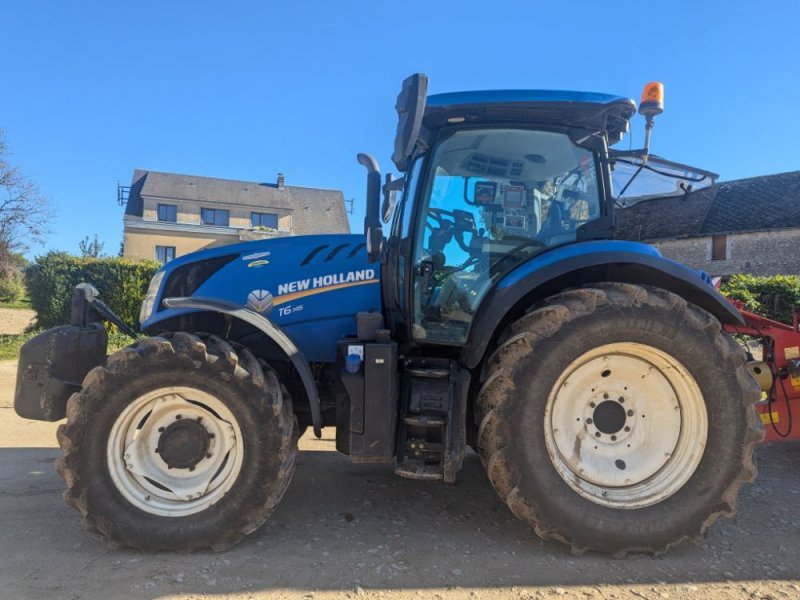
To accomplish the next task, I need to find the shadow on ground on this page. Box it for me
[0,440,798,599]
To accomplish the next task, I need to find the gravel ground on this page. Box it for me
[0,307,36,334]
[0,360,798,600]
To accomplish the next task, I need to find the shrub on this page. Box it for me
[0,271,25,303]
[721,274,800,325]
[26,252,160,330]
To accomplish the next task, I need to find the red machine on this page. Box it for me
[724,300,800,443]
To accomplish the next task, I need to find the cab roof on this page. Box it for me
[423,90,637,144]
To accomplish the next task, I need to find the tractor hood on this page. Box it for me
[141,234,381,363]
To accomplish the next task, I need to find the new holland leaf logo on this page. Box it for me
[246,290,274,314]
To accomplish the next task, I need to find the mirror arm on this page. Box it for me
[357,153,384,263]
[642,116,655,158]
[381,173,404,224]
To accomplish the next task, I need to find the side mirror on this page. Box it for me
[381,173,404,224]
[391,73,428,172]
[357,153,383,263]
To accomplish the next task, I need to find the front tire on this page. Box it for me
[476,283,762,555]
[55,333,298,551]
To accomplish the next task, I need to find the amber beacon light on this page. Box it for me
[638,81,664,152]
[639,82,664,118]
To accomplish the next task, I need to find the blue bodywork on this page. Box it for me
[143,232,721,366]
[143,234,381,363]
[496,240,709,289]
[426,90,631,108]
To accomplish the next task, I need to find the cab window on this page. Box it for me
[411,128,600,343]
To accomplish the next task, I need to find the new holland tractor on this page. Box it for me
[15,74,764,555]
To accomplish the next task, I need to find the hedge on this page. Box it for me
[26,252,160,330]
[0,271,24,303]
[720,274,800,325]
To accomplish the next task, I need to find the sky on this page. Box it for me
[1,1,799,259]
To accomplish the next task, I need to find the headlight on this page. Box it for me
[139,270,166,325]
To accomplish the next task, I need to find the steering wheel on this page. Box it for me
[427,207,455,223]
[426,207,478,254]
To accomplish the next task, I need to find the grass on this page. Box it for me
[0,329,39,360]
[0,297,32,310]
[0,328,137,361]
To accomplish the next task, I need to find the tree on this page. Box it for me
[0,129,52,276]
[79,234,105,258]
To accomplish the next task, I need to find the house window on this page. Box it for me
[201,208,230,227]
[251,212,279,229]
[155,245,176,264]
[157,204,177,222]
[712,234,727,261]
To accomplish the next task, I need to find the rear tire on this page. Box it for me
[476,283,762,555]
[55,333,298,551]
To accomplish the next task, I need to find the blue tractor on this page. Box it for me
[15,75,761,555]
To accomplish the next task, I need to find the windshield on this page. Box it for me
[411,128,601,343]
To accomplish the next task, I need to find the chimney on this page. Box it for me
[277,173,285,189]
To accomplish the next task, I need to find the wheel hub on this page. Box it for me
[592,400,626,434]
[156,418,210,470]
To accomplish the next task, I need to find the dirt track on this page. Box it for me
[0,307,36,334]
[0,360,798,600]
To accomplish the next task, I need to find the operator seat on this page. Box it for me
[538,200,568,241]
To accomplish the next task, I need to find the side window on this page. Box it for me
[394,158,424,314]
[411,129,601,343]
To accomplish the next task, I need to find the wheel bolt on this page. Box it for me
[618,397,625,404]
[189,466,195,471]
[589,402,596,408]
[611,435,617,441]
[624,426,630,432]
[196,416,203,422]
[175,414,182,420]
[206,453,212,459]
[209,433,215,439]
[627,409,634,417]
[158,427,165,432]
[154,448,160,453]
[603,393,609,399]
[595,432,601,438]
[586,418,593,425]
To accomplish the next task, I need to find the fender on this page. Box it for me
[460,240,745,369]
[162,296,322,437]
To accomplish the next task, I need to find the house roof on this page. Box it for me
[616,170,800,241]
[125,169,350,235]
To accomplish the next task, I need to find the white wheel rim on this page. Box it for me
[543,342,707,509]
[107,386,244,517]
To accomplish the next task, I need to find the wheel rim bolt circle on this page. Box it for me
[583,390,637,445]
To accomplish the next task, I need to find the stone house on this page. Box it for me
[615,170,800,277]
[122,170,350,263]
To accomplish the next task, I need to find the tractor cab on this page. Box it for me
[368,75,638,345]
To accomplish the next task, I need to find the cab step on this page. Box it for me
[395,460,443,481]
[393,358,469,483]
